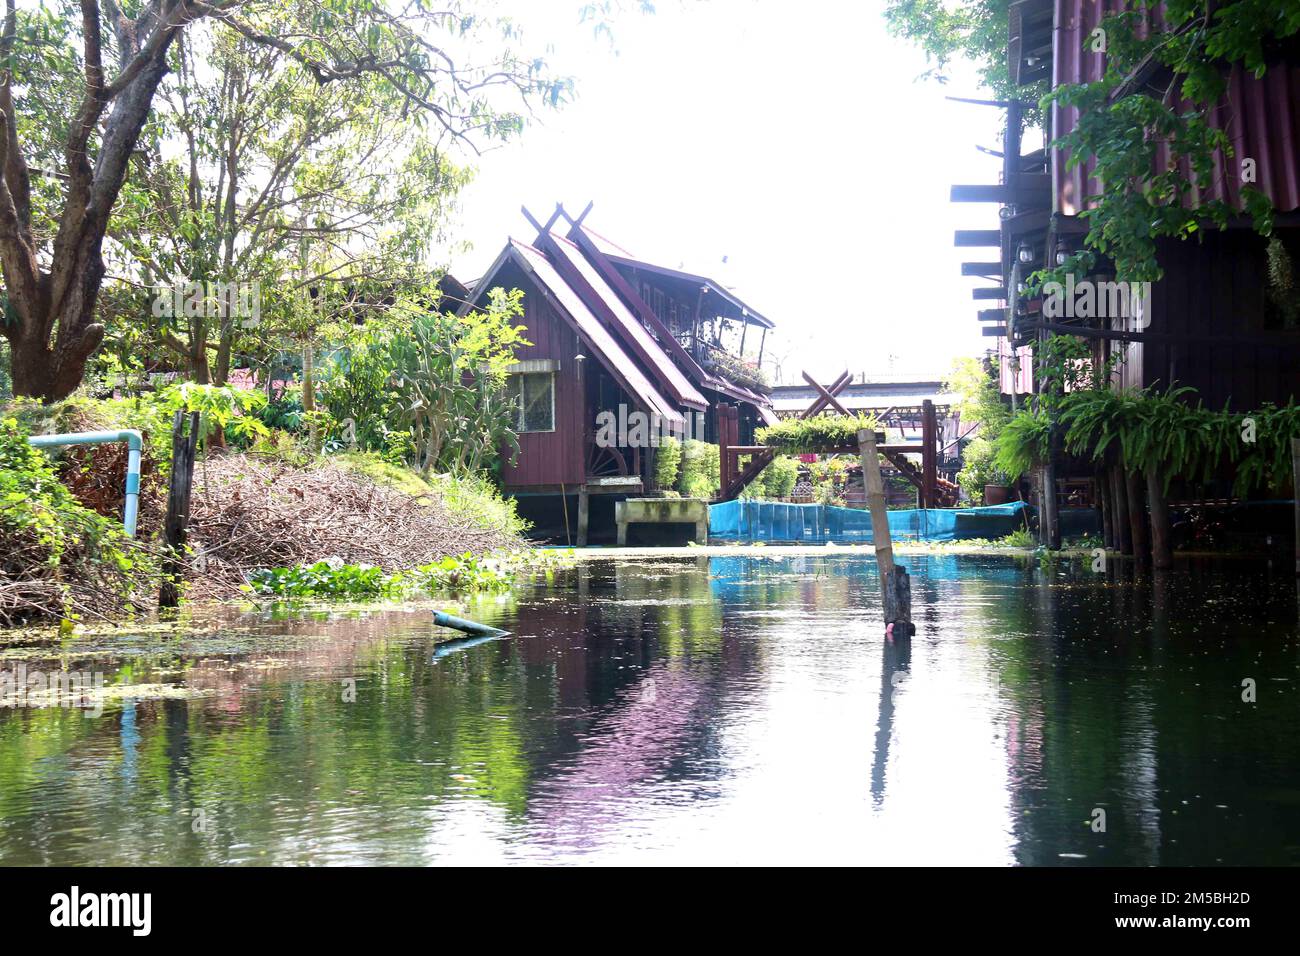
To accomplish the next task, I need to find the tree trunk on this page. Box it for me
[2,28,174,402]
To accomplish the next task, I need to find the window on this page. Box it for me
[507,372,555,432]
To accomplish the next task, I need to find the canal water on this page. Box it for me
[1,552,1298,865]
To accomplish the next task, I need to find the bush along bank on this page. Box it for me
[0,393,547,628]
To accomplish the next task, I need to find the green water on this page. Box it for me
[1,553,1298,865]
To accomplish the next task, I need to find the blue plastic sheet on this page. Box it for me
[708,500,1031,543]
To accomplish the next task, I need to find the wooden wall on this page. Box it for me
[1129,229,1300,410]
[494,262,587,490]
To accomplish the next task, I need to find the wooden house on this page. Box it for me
[460,204,777,541]
[957,0,1300,403]
[952,0,1300,543]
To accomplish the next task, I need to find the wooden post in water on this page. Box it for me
[1125,461,1149,565]
[160,411,201,609]
[1098,470,1113,550]
[1146,464,1172,569]
[1292,438,1300,576]
[1111,462,1132,554]
[859,428,913,636]
[576,485,589,547]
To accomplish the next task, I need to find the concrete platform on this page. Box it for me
[614,498,710,546]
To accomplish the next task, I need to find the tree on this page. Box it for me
[1,0,568,401]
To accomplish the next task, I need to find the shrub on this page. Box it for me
[956,436,1008,504]
[654,436,682,491]
[0,417,160,625]
[742,454,799,500]
[679,439,720,499]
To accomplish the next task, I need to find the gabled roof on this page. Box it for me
[467,239,685,427]
[558,215,777,411]
[601,254,776,329]
[546,232,709,411]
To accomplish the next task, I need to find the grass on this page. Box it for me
[333,452,529,537]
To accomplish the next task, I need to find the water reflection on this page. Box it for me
[1,553,1298,865]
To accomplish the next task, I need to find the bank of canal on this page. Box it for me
[1,552,1298,865]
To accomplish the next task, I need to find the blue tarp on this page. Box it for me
[709,500,1031,543]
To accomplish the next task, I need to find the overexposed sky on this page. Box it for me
[442,0,1015,385]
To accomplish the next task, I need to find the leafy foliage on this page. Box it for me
[0,417,160,625]
[994,383,1300,496]
[316,288,529,475]
[654,436,683,490]
[1040,2,1298,282]
[247,550,567,599]
[756,413,879,454]
[678,439,720,499]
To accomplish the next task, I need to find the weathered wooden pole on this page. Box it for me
[160,411,201,609]
[1111,462,1132,554]
[1125,460,1149,565]
[576,485,589,547]
[859,428,913,637]
[1097,470,1114,550]
[921,399,937,509]
[1292,438,1300,575]
[1146,464,1172,569]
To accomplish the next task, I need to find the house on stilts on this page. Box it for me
[459,203,778,543]
[954,0,1300,550]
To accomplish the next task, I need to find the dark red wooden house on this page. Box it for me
[459,204,777,541]
[952,0,1300,546]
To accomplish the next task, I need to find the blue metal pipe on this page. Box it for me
[27,430,144,537]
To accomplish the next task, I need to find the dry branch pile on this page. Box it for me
[184,455,522,596]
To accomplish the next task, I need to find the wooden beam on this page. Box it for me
[802,371,852,416]
[961,262,1003,276]
[977,309,1005,322]
[982,326,1008,336]
[801,370,852,419]
[973,287,1007,300]
[954,229,1002,247]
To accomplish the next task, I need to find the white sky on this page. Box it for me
[441,0,1014,385]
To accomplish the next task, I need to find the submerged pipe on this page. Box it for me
[28,430,144,537]
[433,611,510,639]
[431,612,512,661]
[432,632,505,660]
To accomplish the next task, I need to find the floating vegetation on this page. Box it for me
[246,550,572,600]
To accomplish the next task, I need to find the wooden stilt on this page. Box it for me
[1292,438,1300,576]
[1146,464,1172,569]
[859,428,913,636]
[921,399,937,509]
[1112,463,1132,555]
[1126,464,1149,564]
[1098,470,1114,550]
[160,411,200,609]
[576,485,589,547]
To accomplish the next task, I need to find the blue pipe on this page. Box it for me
[432,633,505,660]
[27,430,144,537]
[433,611,510,638]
